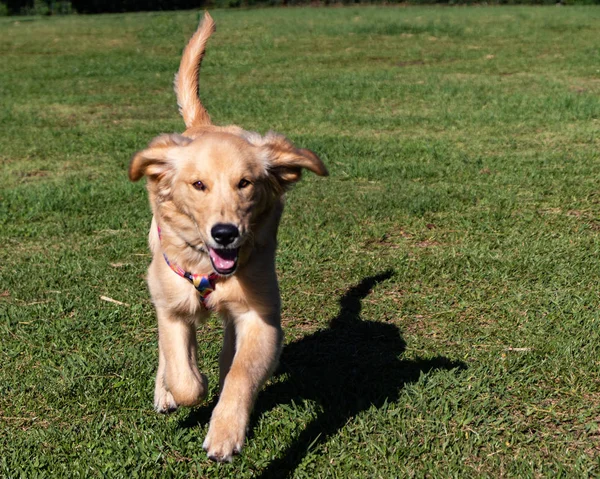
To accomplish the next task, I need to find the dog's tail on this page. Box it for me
[175,12,216,128]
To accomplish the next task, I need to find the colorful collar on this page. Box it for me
[158,226,218,306]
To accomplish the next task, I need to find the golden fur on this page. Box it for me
[128,12,328,462]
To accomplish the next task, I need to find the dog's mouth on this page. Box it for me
[208,247,239,276]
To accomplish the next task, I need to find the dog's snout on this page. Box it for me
[211,223,239,246]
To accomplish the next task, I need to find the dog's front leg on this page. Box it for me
[154,307,208,412]
[203,309,283,462]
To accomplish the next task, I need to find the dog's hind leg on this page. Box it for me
[154,308,208,411]
[218,318,236,390]
[203,309,283,462]
[154,342,177,413]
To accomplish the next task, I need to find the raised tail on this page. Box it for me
[174,12,216,129]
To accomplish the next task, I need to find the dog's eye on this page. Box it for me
[238,179,251,189]
[192,181,206,191]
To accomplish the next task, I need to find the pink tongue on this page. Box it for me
[209,248,237,271]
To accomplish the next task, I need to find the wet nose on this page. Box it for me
[211,223,239,246]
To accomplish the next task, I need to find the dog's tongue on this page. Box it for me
[209,248,237,271]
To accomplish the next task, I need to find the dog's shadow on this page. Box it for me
[180,270,466,477]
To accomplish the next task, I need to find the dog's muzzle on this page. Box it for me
[209,223,240,275]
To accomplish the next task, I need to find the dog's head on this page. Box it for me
[129,131,327,276]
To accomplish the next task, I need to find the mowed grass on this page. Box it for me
[1,5,600,477]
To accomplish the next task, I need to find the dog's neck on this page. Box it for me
[157,224,219,306]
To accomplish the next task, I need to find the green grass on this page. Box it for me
[1,5,600,477]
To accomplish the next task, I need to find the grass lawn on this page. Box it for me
[1,5,600,477]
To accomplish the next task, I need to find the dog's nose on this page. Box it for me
[211,223,239,246]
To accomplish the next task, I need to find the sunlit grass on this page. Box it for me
[1,6,600,477]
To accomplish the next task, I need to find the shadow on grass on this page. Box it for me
[180,270,466,476]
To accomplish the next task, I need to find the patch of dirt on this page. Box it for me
[16,169,49,181]
[363,233,401,249]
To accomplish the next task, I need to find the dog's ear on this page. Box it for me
[262,133,328,188]
[128,134,192,182]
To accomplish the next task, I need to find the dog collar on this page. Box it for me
[157,225,218,306]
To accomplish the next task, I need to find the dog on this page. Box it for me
[128,12,328,462]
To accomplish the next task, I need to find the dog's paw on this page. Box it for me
[154,385,178,413]
[202,412,246,462]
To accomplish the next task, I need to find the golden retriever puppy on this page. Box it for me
[128,12,327,462]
